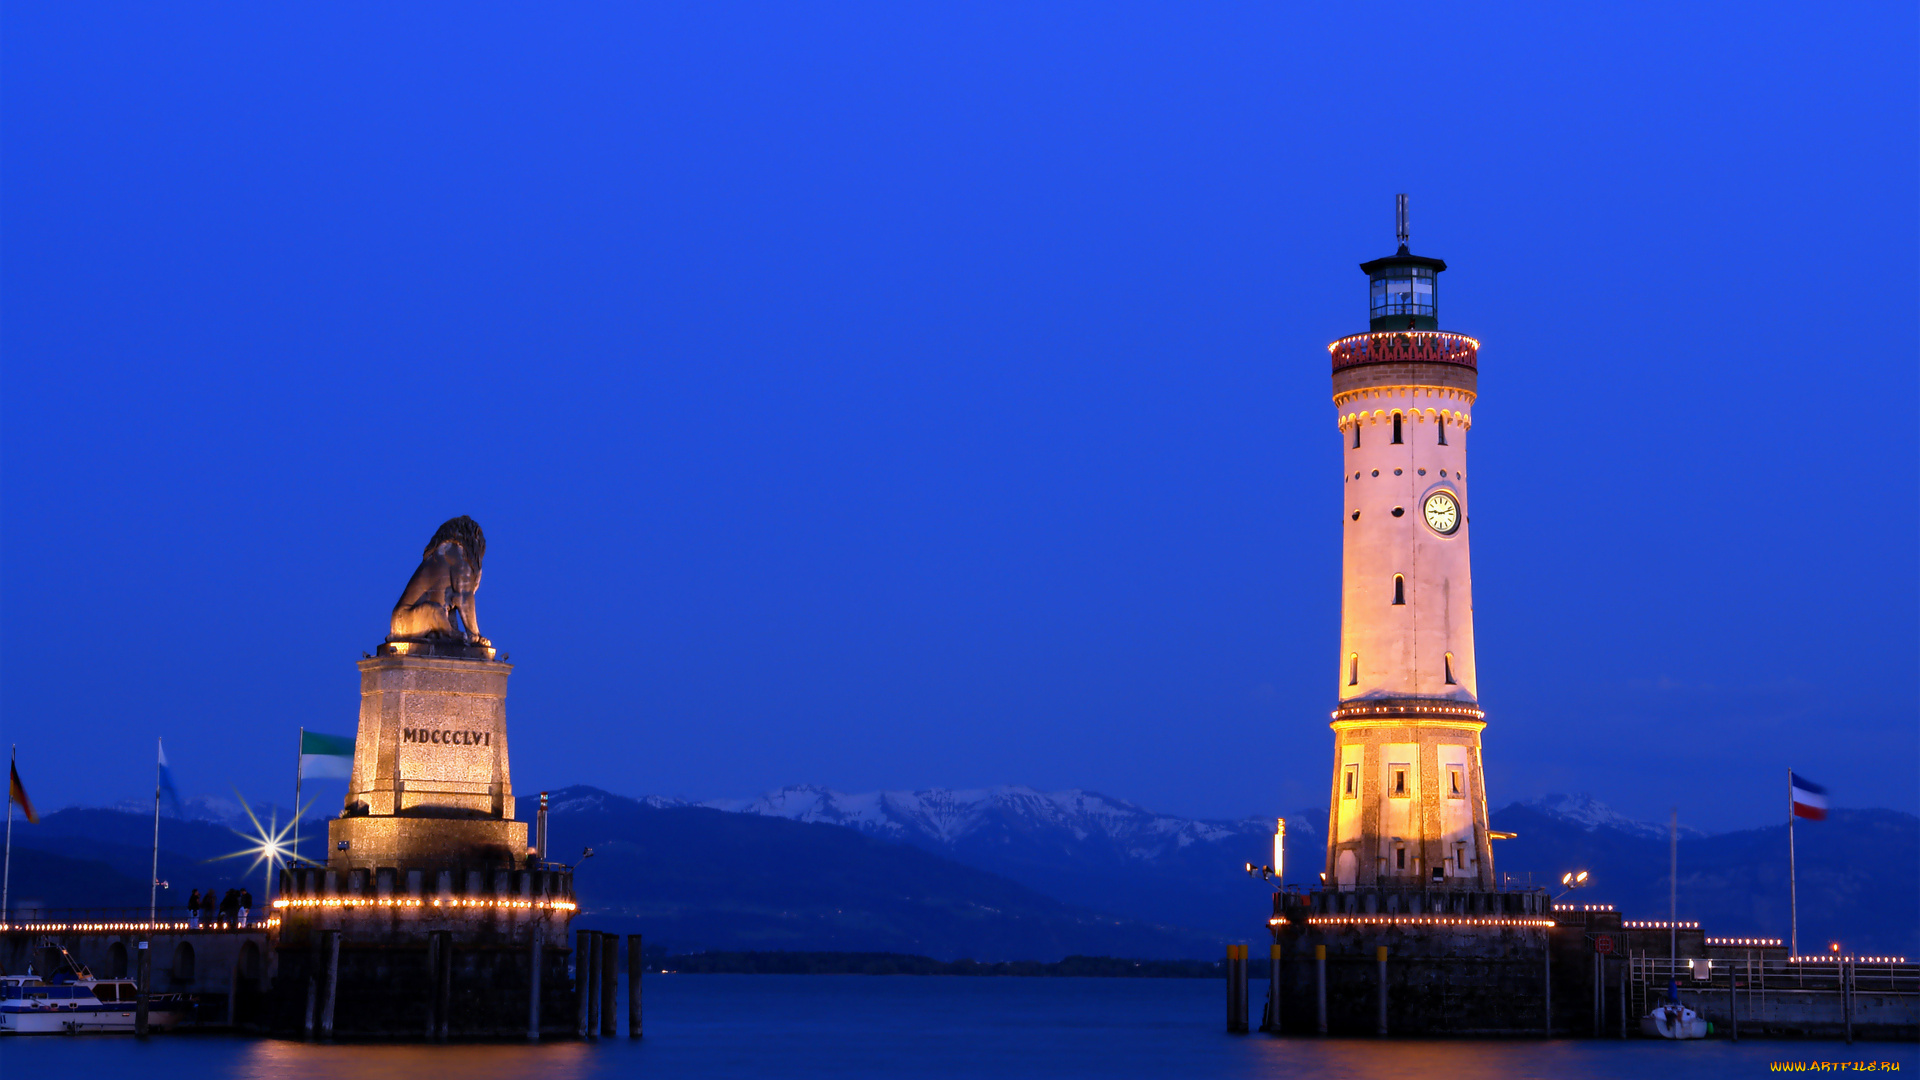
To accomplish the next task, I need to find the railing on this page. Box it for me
[1328,331,1479,372]
[0,906,279,933]
[1628,955,1920,995]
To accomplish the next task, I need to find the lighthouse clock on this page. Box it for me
[1322,196,1494,892]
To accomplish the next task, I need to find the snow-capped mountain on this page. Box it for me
[705,784,1276,862]
[1520,793,1708,840]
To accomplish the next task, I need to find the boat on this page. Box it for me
[0,956,194,1035]
[1640,1002,1709,1040]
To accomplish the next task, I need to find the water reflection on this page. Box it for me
[240,1039,595,1080]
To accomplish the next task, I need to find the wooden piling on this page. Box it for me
[1262,942,1280,1032]
[228,948,241,1028]
[1728,967,1738,1042]
[1542,939,1551,1036]
[435,931,452,1041]
[320,930,341,1039]
[1618,958,1626,1039]
[575,929,591,1038]
[627,934,643,1038]
[1592,953,1600,1035]
[303,976,316,1040]
[600,932,618,1037]
[424,932,441,1039]
[528,933,544,1041]
[1843,957,1853,1045]
[1375,945,1388,1036]
[1224,945,1238,1032]
[135,941,151,1037]
[1314,944,1327,1034]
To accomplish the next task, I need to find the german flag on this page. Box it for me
[9,757,37,824]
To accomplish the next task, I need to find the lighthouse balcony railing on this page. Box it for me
[1328,330,1478,372]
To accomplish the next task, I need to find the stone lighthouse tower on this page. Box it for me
[1323,196,1494,891]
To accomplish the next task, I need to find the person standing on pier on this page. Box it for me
[187,888,202,927]
[239,887,253,928]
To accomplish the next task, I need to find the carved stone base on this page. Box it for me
[343,653,516,821]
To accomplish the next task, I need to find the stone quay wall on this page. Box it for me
[1271,887,1556,1036]
[266,863,578,1037]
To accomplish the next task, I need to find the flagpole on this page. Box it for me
[1788,767,1798,961]
[3,745,15,928]
[151,738,162,925]
[1669,807,1678,960]
[294,727,304,869]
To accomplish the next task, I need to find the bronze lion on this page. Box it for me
[388,516,489,645]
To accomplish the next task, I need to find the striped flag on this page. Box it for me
[9,757,37,824]
[299,730,356,780]
[1789,772,1827,821]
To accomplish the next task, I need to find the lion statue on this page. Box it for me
[388,516,489,645]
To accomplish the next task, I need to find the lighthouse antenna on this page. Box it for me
[1395,194,1409,248]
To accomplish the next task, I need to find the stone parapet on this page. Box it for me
[1332,361,1477,398]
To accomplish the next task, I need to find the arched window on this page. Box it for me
[1391,412,1403,444]
[1436,416,1447,446]
[107,942,128,978]
[1392,575,1405,605]
[1352,423,1361,449]
[1444,652,1456,685]
[172,941,196,981]
[1348,653,1359,686]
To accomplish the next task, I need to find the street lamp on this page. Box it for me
[1555,869,1591,900]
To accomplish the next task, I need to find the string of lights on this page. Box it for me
[1294,915,1554,928]
[273,897,576,911]
[0,919,281,932]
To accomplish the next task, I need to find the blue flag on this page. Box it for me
[157,740,184,818]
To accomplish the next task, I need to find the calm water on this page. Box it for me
[2,976,1912,1079]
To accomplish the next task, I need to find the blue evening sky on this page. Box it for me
[3,3,1914,833]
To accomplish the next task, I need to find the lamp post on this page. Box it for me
[1554,870,1590,901]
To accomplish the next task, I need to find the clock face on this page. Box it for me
[1423,491,1460,535]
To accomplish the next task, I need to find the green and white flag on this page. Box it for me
[298,730,355,780]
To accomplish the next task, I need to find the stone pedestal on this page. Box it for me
[330,653,527,872]
[269,647,574,1036]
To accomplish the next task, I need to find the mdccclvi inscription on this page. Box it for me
[402,728,493,746]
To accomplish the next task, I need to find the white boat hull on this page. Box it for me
[0,1005,189,1034]
[1641,1008,1709,1039]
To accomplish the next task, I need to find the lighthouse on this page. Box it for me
[1322,195,1493,892]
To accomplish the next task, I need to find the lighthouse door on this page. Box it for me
[1334,849,1358,891]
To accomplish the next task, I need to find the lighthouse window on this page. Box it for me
[1392,575,1405,605]
[1437,416,1448,445]
[1391,413,1403,444]
[1348,653,1359,686]
[1353,424,1361,449]
[1444,652,1456,685]
[1395,846,1407,871]
[1448,766,1465,797]
[1370,266,1437,321]
[1343,763,1358,799]
[1390,766,1410,797]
